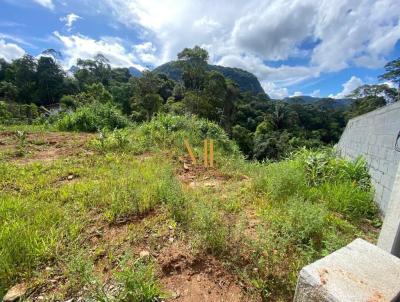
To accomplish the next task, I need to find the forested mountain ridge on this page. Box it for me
[154,61,265,95]
[0,46,398,161]
[283,96,352,109]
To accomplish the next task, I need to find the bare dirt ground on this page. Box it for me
[0,131,93,163]
[158,242,250,302]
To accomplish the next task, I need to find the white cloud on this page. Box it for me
[232,1,316,60]
[330,76,364,99]
[33,0,54,10]
[60,13,82,31]
[0,39,25,61]
[261,81,289,99]
[310,89,321,97]
[292,91,303,97]
[133,42,158,65]
[53,31,144,70]
[99,0,400,92]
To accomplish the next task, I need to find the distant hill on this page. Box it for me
[153,61,265,95]
[283,96,352,109]
[128,67,142,77]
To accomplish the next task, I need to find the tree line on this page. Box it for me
[0,47,399,160]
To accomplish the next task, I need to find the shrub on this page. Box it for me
[56,102,130,132]
[253,159,306,202]
[295,148,371,191]
[139,114,240,157]
[308,182,377,220]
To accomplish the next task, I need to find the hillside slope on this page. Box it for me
[283,96,352,108]
[153,61,265,95]
[0,115,379,301]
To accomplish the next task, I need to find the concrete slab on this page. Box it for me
[294,239,400,302]
[378,163,400,257]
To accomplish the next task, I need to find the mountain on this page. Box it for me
[153,61,265,95]
[128,67,142,77]
[283,96,352,109]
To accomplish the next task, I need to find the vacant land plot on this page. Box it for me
[0,117,381,301]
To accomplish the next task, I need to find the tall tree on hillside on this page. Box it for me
[75,54,112,88]
[36,56,65,105]
[349,84,397,103]
[177,46,208,90]
[9,55,38,103]
[0,58,10,82]
[379,58,400,101]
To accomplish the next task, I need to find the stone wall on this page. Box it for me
[336,102,400,215]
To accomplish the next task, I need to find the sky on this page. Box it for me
[0,0,399,99]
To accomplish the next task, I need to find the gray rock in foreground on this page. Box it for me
[294,238,400,302]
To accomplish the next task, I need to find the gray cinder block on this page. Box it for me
[294,239,400,302]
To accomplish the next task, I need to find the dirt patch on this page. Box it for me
[0,131,94,163]
[177,157,232,189]
[157,242,253,302]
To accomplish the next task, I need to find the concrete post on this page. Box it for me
[294,239,400,302]
[378,163,400,257]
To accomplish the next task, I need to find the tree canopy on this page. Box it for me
[1,48,398,161]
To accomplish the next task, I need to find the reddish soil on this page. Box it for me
[0,131,93,163]
[157,242,252,302]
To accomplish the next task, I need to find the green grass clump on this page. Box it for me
[0,154,180,296]
[253,159,306,202]
[115,257,164,302]
[138,114,240,157]
[238,148,379,298]
[56,102,130,132]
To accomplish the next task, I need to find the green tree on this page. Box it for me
[0,81,18,101]
[177,46,208,90]
[8,55,38,103]
[36,56,65,105]
[379,58,400,101]
[349,84,397,103]
[75,54,112,88]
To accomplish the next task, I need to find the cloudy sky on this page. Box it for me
[1,0,399,98]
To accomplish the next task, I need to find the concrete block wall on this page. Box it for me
[336,102,400,215]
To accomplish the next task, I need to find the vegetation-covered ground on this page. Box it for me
[0,115,381,301]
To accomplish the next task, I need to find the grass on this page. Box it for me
[0,114,381,301]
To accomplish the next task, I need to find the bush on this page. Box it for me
[254,148,378,221]
[56,102,130,132]
[253,159,306,202]
[139,114,240,157]
[296,148,371,190]
[308,182,376,220]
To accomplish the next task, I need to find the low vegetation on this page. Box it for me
[0,115,380,301]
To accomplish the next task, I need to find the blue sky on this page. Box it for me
[0,0,399,98]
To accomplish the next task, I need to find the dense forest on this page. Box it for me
[0,46,399,160]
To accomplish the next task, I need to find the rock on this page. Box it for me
[139,250,150,259]
[169,237,174,243]
[294,239,400,302]
[183,163,189,171]
[67,174,74,180]
[3,283,27,302]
